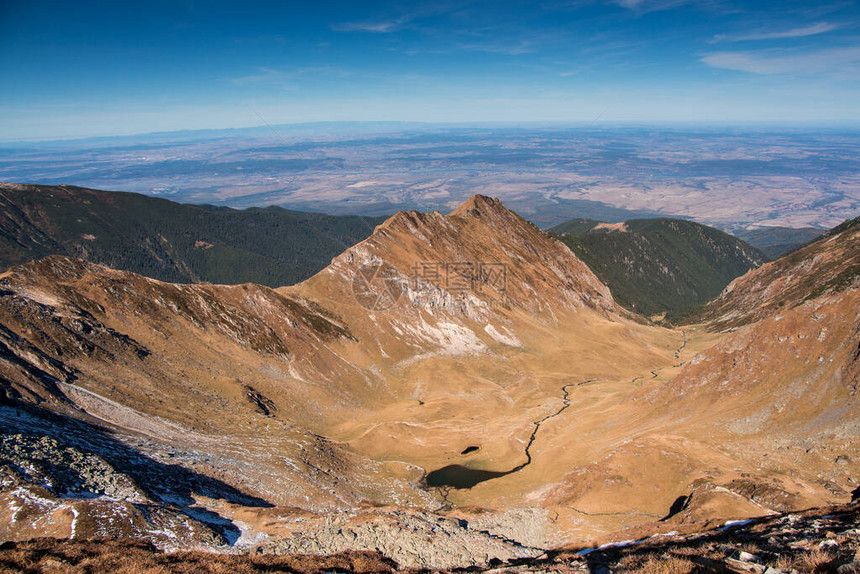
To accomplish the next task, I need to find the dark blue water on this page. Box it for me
[425,464,512,489]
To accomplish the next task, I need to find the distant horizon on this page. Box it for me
[4,118,860,146]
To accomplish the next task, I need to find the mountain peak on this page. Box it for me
[375,196,521,237]
[307,197,616,319]
[450,194,507,218]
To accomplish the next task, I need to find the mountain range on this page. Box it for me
[0,188,857,570]
[549,217,766,317]
[735,226,825,259]
[0,183,768,319]
[0,182,385,286]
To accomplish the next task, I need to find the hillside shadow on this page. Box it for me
[0,401,273,543]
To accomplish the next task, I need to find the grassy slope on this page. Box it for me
[681,214,860,330]
[0,183,386,287]
[550,218,766,317]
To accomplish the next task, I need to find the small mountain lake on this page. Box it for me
[425,464,513,489]
[426,381,584,489]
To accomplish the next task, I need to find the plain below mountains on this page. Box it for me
[0,182,385,287]
[549,217,767,317]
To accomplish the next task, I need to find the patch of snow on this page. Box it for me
[174,504,240,546]
[232,520,270,548]
[347,181,384,188]
[69,506,79,539]
[649,531,679,538]
[578,539,639,556]
[484,324,522,347]
[719,518,755,530]
[393,317,487,356]
[9,487,60,525]
[598,539,637,550]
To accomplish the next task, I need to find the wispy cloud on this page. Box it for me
[609,0,740,14]
[230,66,349,86]
[702,46,860,75]
[230,67,287,86]
[713,22,843,42]
[398,40,536,57]
[612,0,691,13]
[394,15,570,57]
[456,39,536,55]
[331,17,412,33]
[331,3,460,34]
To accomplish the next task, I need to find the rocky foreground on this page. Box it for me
[0,501,858,573]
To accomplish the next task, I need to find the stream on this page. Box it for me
[426,330,689,491]
[426,380,593,489]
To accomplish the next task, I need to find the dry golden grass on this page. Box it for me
[616,554,696,574]
[795,548,839,573]
[0,538,397,574]
[769,547,851,574]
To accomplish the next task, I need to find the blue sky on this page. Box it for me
[1,0,859,140]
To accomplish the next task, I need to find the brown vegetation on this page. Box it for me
[0,538,396,574]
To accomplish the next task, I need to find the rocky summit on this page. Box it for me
[0,194,857,571]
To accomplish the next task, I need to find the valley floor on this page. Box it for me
[1,198,857,570]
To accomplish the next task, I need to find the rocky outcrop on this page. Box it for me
[253,508,545,570]
[0,501,858,572]
[0,425,229,548]
[0,434,147,502]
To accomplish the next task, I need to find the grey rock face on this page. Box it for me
[254,509,545,570]
[0,433,147,501]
